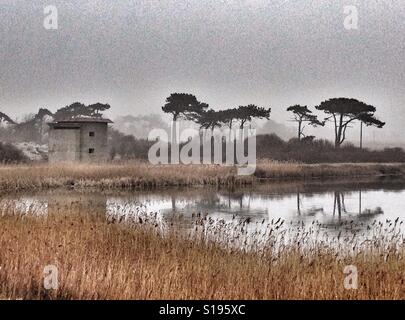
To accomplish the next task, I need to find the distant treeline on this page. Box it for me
[108,132,405,164]
[161,93,385,148]
[255,134,405,163]
[0,95,395,164]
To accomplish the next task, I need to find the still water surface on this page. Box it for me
[2,178,405,238]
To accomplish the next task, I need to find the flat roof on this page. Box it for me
[48,117,113,124]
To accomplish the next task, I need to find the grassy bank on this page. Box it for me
[0,204,404,299]
[255,161,405,179]
[0,161,404,192]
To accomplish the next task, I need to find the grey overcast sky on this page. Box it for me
[1,0,405,143]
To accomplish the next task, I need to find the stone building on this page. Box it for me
[48,118,112,163]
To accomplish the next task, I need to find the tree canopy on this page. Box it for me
[194,109,223,131]
[286,105,324,140]
[88,103,111,116]
[315,98,385,147]
[235,105,271,128]
[161,93,209,121]
[217,108,239,129]
[54,102,110,120]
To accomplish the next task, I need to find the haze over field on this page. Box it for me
[1,0,404,147]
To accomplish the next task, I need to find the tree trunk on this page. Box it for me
[298,120,302,141]
[335,114,344,148]
[171,114,179,163]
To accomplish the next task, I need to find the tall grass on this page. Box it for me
[0,162,404,192]
[0,202,405,299]
[0,163,251,192]
[254,161,405,179]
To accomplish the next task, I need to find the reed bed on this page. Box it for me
[255,161,405,179]
[0,201,405,299]
[0,161,404,192]
[0,162,250,192]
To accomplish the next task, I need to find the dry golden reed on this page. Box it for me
[0,161,404,299]
[0,202,404,300]
[0,161,403,192]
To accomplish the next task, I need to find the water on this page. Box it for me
[2,177,405,244]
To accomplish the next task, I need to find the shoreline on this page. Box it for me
[0,161,404,192]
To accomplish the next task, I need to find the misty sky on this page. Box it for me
[1,0,405,144]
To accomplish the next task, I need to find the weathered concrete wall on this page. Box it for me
[48,128,80,163]
[48,122,109,163]
[79,123,108,162]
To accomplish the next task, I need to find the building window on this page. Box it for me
[89,148,95,154]
[89,131,95,137]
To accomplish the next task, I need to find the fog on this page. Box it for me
[1,0,404,147]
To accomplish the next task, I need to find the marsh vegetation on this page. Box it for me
[0,162,404,193]
[0,198,404,299]
[0,163,404,299]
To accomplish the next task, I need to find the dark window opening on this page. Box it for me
[89,148,95,154]
[89,131,95,137]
